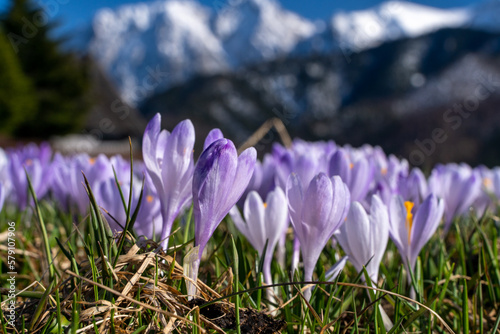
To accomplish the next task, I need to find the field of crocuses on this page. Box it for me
[1,113,499,333]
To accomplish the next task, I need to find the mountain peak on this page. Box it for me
[88,0,316,104]
[84,0,500,105]
[214,0,315,65]
[332,1,469,51]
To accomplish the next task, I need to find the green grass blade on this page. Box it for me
[26,170,56,280]
[231,235,241,334]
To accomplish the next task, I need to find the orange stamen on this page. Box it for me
[404,201,414,244]
[483,177,492,188]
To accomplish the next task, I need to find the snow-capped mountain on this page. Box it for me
[330,1,469,52]
[84,0,500,105]
[90,1,228,104]
[88,0,315,105]
[214,0,315,66]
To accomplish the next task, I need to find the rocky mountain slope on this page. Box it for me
[140,27,500,167]
[83,0,500,105]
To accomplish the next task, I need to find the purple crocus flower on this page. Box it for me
[388,194,444,281]
[472,165,496,216]
[373,155,409,206]
[51,153,112,214]
[142,114,195,249]
[230,187,288,286]
[51,153,83,213]
[397,168,428,206]
[492,167,500,203]
[236,160,264,208]
[427,164,480,232]
[286,172,350,300]
[97,173,161,239]
[9,143,52,209]
[273,141,333,273]
[189,138,256,297]
[193,138,256,257]
[134,176,163,239]
[336,195,389,283]
[237,154,278,208]
[329,148,373,202]
[272,139,331,191]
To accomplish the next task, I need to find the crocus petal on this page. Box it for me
[295,154,319,189]
[302,173,334,238]
[330,176,351,229]
[142,113,162,178]
[410,194,444,266]
[264,187,288,251]
[160,120,195,233]
[286,173,304,236]
[337,194,388,282]
[342,202,371,272]
[244,191,266,254]
[142,115,195,249]
[388,195,407,255]
[203,128,224,151]
[227,147,257,212]
[367,195,389,280]
[329,150,351,185]
[350,159,371,202]
[230,206,248,237]
[193,138,256,259]
[194,139,238,254]
[325,256,348,281]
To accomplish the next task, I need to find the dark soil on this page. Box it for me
[189,298,286,334]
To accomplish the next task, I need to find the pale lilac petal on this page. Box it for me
[388,195,407,253]
[329,150,351,185]
[286,173,303,232]
[203,128,224,151]
[302,173,334,235]
[244,191,266,253]
[160,120,195,230]
[227,147,257,212]
[368,195,389,280]
[325,256,348,281]
[330,176,351,230]
[350,159,371,201]
[295,154,319,188]
[192,138,256,260]
[230,206,249,241]
[410,195,444,265]
[142,113,161,177]
[263,187,288,251]
[343,202,371,272]
[194,140,238,254]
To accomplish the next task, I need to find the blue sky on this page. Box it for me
[0,0,485,34]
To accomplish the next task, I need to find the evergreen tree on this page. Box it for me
[0,28,37,135]
[1,0,90,137]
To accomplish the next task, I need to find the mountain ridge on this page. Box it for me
[80,0,500,105]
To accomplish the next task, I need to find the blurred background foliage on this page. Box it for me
[0,0,90,138]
